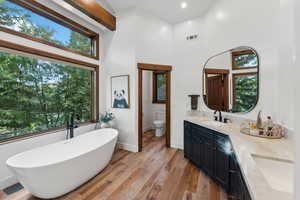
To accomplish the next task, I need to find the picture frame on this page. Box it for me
[111,75,130,109]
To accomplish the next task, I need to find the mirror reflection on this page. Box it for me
[203,47,259,113]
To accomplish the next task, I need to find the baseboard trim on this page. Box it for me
[171,143,183,150]
[0,176,17,190]
[117,142,138,153]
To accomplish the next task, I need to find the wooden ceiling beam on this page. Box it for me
[65,0,116,31]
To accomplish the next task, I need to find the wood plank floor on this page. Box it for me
[1,130,228,200]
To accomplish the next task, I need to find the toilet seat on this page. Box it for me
[154,120,165,126]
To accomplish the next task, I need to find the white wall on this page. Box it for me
[134,10,173,65]
[142,71,153,132]
[171,0,294,149]
[102,0,294,150]
[278,0,295,135]
[102,10,139,152]
[292,0,299,198]
[135,10,171,135]
[103,9,173,151]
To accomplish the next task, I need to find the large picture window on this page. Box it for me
[0,51,95,142]
[0,0,99,58]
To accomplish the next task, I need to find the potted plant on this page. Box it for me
[99,111,115,128]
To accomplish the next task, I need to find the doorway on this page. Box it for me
[204,69,229,112]
[137,63,172,152]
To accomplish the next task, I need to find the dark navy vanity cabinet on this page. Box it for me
[184,121,252,200]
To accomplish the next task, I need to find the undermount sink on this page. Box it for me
[252,154,294,194]
[201,120,226,128]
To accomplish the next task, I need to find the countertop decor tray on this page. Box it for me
[240,124,284,139]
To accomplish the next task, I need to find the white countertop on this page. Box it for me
[185,116,295,200]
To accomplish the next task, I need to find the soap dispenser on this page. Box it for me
[256,110,263,132]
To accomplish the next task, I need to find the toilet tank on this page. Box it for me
[154,111,166,121]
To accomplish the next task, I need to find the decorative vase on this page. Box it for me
[100,120,115,129]
[100,122,111,129]
[108,120,115,128]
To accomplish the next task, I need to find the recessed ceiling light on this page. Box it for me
[216,11,225,20]
[181,2,187,9]
[161,26,168,32]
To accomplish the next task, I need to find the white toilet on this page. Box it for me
[153,111,165,137]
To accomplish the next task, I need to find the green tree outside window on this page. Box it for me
[0,1,94,140]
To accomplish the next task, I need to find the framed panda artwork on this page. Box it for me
[111,75,130,109]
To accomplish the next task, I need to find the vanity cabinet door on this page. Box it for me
[229,154,239,199]
[236,171,249,200]
[203,139,216,177]
[215,145,230,190]
[240,173,252,200]
[184,121,206,169]
[191,133,205,168]
[184,122,193,160]
[229,154,252,200]
[193,125,216,176]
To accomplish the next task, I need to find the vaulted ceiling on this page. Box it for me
[97,0,217,24]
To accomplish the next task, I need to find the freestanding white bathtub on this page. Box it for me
[6,128,118,199]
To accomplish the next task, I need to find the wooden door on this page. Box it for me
[206,74,228,111]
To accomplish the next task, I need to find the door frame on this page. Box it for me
[203,68,229,111]
[137,63,172,152]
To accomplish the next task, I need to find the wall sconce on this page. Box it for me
[188,95,200,110]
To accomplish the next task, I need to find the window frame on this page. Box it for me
[0,0,100,60]
[232,50,258,70]
[0,39,100,144]
[152,71,167,104]
[232,72,258,112]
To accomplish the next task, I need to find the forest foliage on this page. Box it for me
[232,53,258,113]
[0,1,93,139]
[233,75,258,113]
